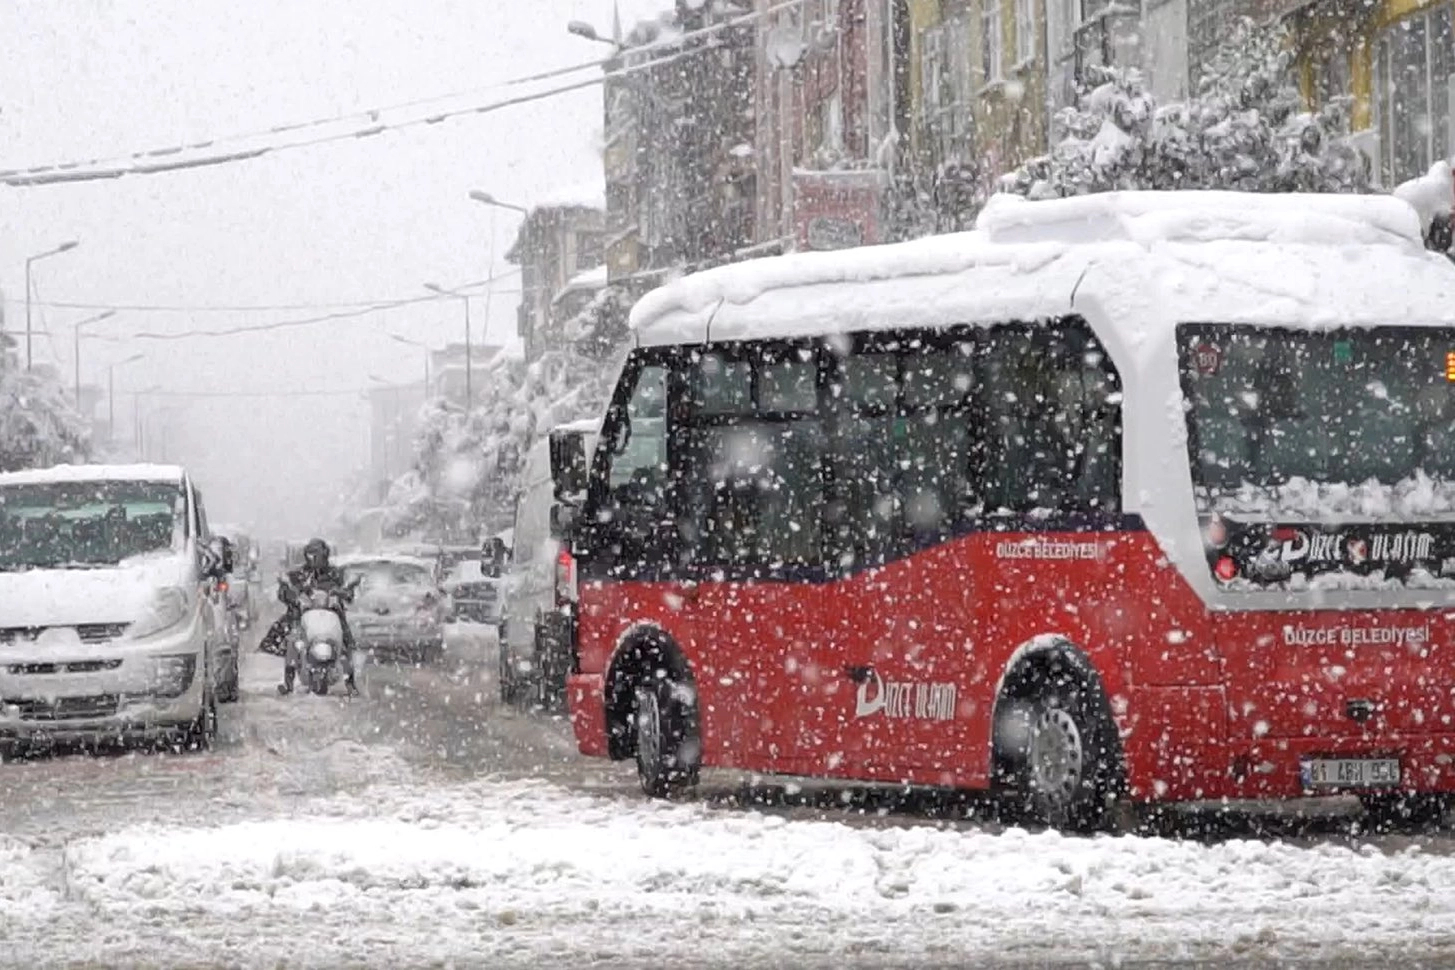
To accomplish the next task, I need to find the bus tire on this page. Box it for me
[1018,674,1123,833]
[1359,792,1448,833]
[633,678,699,799]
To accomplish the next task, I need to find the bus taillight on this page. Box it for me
[555,548,577,607]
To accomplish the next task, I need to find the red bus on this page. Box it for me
[552,191,1455,830]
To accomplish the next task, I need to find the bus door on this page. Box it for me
[679,346,833,774]
[826,335,983,784]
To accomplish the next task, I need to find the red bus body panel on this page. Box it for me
[569,523,1455,803]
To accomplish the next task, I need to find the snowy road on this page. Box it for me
[4,623,1455,968]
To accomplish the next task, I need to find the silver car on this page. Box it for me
[337,555,450,664]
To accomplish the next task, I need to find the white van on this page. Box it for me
[498,418,598,708]
[0,464,232,754]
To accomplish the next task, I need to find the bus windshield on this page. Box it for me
[1178,324,1455,519]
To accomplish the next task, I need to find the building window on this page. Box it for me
[982,0,1004,82]
[1373,5,1455,186]
[1015,0,1035,64]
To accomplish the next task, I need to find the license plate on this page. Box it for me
[1300,757,1401,789]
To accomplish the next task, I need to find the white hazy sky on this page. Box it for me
[0,0,667,538]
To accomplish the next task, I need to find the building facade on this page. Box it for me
[603,0,761,305]
[504,195,605,363]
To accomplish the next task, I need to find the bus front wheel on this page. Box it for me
[1019,681,1124,832]
[633,680,699,799]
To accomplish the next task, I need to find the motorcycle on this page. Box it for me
[284,583,358,696]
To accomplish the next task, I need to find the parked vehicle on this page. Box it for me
[440,555,500,623]
[337,554,450,664]
[498,419,597,709]
[0,463,232,753]
[551,191,1455,831]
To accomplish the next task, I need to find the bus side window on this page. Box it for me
[686,344,824,572]
[828,335,978,569]
[980,320,1122,519]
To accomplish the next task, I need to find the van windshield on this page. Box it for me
[1178,324,1455,518]
[0,480,185,571]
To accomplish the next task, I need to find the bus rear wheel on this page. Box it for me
[1019,681,1123,832]
[633,679,699,799]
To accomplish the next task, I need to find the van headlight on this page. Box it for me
[150,654,197,696]
[129,588,191,640]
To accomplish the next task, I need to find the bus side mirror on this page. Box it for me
[549,430,588,503]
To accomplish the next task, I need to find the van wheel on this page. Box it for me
[1019,680,1121,832]
[217,653,240,704]
[183,689,218,752]
[633,679,699,799]
[498,648,519,706]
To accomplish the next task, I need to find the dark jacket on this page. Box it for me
[279,565,355,612]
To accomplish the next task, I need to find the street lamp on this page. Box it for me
[71,309,118,404]
[25,240,80,370]
[566,20,626,52]
[108,353,145,442]
[423,282,473,410]
[468,190,529,215]
[387,333,433,390]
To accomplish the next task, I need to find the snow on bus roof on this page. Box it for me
[553,417,602,434]
[629,190,1447,348]
[975,190,1425,248]
[0,463,186,486]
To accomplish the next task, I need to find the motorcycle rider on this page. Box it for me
[260,538,359,696]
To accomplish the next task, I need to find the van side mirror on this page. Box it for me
[549,502,580,541]
[549,429,589,502]
[202,538,230,579]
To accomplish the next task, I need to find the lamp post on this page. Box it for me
[26,240,80,370]
[108,353,145,442]
[566,20,626,53]
[71,309,118,405]
[467,190,529,215]
[423,283,472,410]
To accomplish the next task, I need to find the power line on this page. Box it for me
[1,1,803,189]
[127,387,383,398]
[8,286,525,313]
[80,268,522,342]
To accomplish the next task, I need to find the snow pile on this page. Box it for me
[11,778,1453,966]
[1209,473,1455,521]
[1001,19,1367,202]
[0,350,90,473]
[1394,158,1455,238]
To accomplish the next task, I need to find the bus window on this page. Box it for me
[606,364,669,501]
[828,334,980,568]
[685,344,825,570]
[980,322,1122,519]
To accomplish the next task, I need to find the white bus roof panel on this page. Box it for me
[630,191,1455,349]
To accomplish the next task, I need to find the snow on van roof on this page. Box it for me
[0,463,186,486]
[553,418,601,434]
[629,190,1450,349]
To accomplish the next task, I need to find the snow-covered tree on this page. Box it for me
[0,340,90,472]
[1001,18,1369,201]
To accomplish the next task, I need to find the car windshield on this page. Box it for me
[1179,324,1455,517]
[0,480,184,571]
[341,560,433,593]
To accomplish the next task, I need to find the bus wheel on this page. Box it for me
[1358,793,1448,833]
[1021,681,1121,832]
[633,679,699,799]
